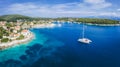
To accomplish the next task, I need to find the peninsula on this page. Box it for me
[0,14,56,50]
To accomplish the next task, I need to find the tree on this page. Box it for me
[1,38,9,43]
[16,34,24,40]
[0,35,3,39]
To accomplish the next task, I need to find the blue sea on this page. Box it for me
[0,22,120,67]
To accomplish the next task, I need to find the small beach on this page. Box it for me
[32,23,56,28]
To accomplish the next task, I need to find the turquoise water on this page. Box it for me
[0,27,64,67]
[0,23,120,67]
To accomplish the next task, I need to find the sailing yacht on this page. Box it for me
[78,23,92,44]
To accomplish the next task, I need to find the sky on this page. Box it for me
[0,0,120,17]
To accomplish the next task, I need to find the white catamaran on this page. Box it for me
[78,23,92,44]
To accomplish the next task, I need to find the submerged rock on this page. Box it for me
[20,55,28,61]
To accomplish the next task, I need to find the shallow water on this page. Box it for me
[0,23,120,67]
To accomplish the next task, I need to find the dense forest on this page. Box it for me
[54,17,119,24]
[75,18,119,24]
[0,14,119,24]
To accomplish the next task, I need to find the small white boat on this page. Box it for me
[78,38,92,44]
[78,23,92,44]
[58,24,62,27]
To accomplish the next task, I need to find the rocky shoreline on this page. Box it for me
[75,22,120,26]
[86,23,120,26]
[0,32,34,50]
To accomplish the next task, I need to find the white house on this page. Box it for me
[21,30,30,37]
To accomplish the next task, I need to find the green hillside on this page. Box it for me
[76,18,119,24]
[0,14,32,22]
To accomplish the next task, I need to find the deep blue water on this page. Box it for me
[0,23,120,67]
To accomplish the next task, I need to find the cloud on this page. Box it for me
[82,0,112,9]
[98,12,120,16]
[117,9,120,11]
[5,0,118,17]
[84,0,105,4]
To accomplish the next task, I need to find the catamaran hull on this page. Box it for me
[78,38,92,44]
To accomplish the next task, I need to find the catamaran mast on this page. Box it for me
[82,23,85,38]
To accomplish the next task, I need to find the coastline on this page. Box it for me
[86,23,120,26]
[0,23,57,50]
[75,22,120,26]
[0,31,34,50]
[31,23,56,28]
